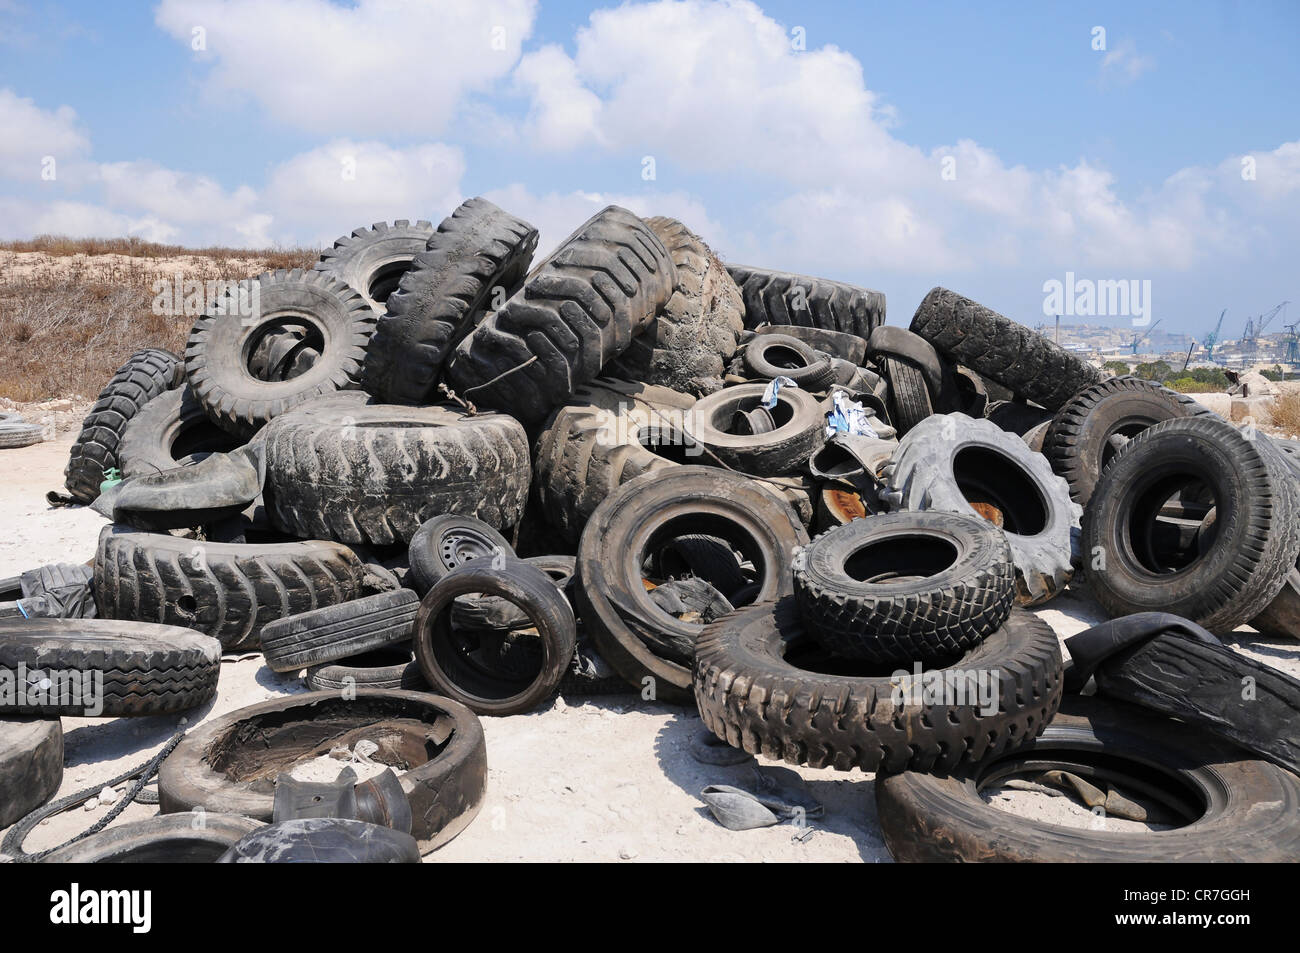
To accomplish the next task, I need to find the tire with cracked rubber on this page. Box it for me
[0,717,63,828]
[727,264,884,339]
[260,589,419,674]
[94,524,368,651]
[693,599,1062,773]
[793,511,1016,664]
[445,206,676,422]
[684,381,825,476]
[881,413,1081,606]
[118,386,243,479]
[0,618,220,716]
[876,694,1300,862]
[364,199,538,404]
[313,219,434,315]
[1082,416,1300,635]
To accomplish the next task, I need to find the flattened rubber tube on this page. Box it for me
[158,690,486,853]
[693,599,1063,773]
[41,813,263,863]
[218,817,421,863]
[260,589,419,673]
[876,695,1300,862]
[0,717,63,828]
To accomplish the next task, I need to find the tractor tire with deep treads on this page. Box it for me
[693,599,1062,774]
[0,717,63,828]
[313,219,435,315]
[0,618,220,716]
[727,264,884,339]
[260,589,419,674]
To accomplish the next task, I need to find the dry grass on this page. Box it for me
[1269,391,1300,435]
[0,236,319,401]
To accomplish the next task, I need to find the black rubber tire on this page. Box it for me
[727,264,884,339]
[364,199,538,405]
[648,536,749,600]
[260,589,419,674]
[750,323,867,364]
[217,817,420,863]
[305,646,427,692]
[94,524,369,651]
[0,716,63,828]
[867,324,959,419]
[1043,376,1210,506]
[1082,416,1300,634]
[407,515,515,597]
[693,599,1062,773]
[882,357,932,435]
[41,813,264,863]
[414,561,577,716]
[793,512,1016,663]
[64,348,183,502]
[451,554,575,631]
[910,287,1102,412]
[1082,625,1300,774]
[118,386,243,479]
[0,423,43,449]
[313,219,435,314]
[684,382,825,476]
[157,690,487,852]
[881,413,1081,606]
[261,397,530,544]
[0,618,220,716]
[576,466,808,704]
[876,695,1300,862]
[741,333,836,390]
[184,269,376,438]
[445,206,676,422]
[533,379,696,545]
[603,216,744,396]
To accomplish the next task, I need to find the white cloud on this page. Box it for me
[514,45,605,152]
[1099,37,1155,88]
[0,88,89,179]
[154,0,537,136]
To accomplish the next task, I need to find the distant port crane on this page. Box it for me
[1241,301,1289,357]
[1203,309,1227,361]
[1128,318,1162,355]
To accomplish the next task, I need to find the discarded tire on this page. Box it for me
[445,206,676,422]
[364,199,538,404]
[260,589,419,673]
[262,398,531,544]
[42,814,263,863]
[414,560,578,716]
[576,466,808,703]
[118,386,243,478]
[314,219,435,314]
[158,690,487,852]
[684,381,825,476]
[0,717,63,828]
[1043,377,1208,505]
[693,599,1062,773]
[0,421,43,449]
[876,695,1300,862]
[727,264,885,339]
[0,618,220,716]
[305,646,427,692]
[218,817,421,864]
[185,269,375,438]
[1082,416,1300,634]
[793,512,1016,663]
[94,525,368,651]
[910,287,1102,412]
[452,554,575,631]
[741,333,835,390]
[881,413,1081,605]
[64,348,183,501]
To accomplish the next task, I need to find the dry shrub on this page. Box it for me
[1269,391,1300,435]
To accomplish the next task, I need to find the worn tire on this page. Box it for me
[262,398,531,544]
[314,219,435,314]
[1082,416,1300,634]
[793,512,1016,663]
[118,386,243,478]
[0,717,63,828]
[94,524,368,651]
[684,382,825,476]
[445,206,676,422]
[1044,377,1210,505]
[407,515,515,597]
[42,813,263,863]
[64,348,183,501]
[910,287,1102,412]
[0,423,43,449]
[727,264,884,339]
[876,695,1300,862]
[364,199,538,404]
[217,817,420,863]
[185,269,375,438]
[694,599,1062,773]
[881,413,1081,605]
[305,646,427,692]
[260,589,419,674]
[576,466,808,704]
[0,618,220,716]
[158,690,487,852]
[741,333,836,390]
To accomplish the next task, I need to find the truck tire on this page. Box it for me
[684,382,825,476]
[313,219,434,314]
[118,386,242,478]
[260,589,419,673]
[727,264,884,339]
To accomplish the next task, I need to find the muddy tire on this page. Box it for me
[0,717,63,828]
[184,269,375,438]
[684,382,825,476]
[64,348,183,501]
[94,524,368,651]
[694,599,1062,773]
[876,695,1300,862]
[727,264,884,339]
[910,287,1102,412]
[364,200,538,404]
[1082,416,1300,634]
[0,618,219,716]
[314,219,435,314]
[445,206,676,422]
[118,386,243,478]
[260,589,419,673]
[262,398,531,544]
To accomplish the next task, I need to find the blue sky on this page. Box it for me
[1,0,1297,335]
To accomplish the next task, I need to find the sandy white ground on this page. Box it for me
[2,431,1297,862]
